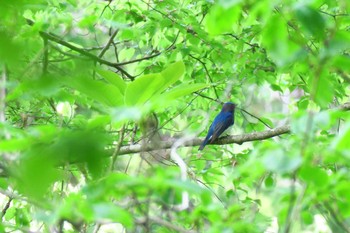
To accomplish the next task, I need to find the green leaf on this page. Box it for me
[111,106,143,123]
[264,174,275,188]
[299,165,329,188]
[297,97,309,110]
[96,69,126,95]
[295,5,325,39]
[160,83,209,101]
[119,47,135,61]
[0,138,31,151]
[92,203,133,228]
[64,76,123,106]
[260,117,274,128]
[326,31,350,56]
[301,211,313,225]
[270,84,283,92]
[262,15,301,66]
[262,148,302,174]
[332,123,350,151]
[205,4,241,35]
[312,71,334,108]
[87,115,111,129]
[13,153,61,200]
[4,208,15,221]
[124,73,163,105]
[332,55,350,72]
[159,61,186,93]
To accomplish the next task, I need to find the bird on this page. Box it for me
[199,102,236,150]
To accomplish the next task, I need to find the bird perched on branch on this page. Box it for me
[199,102,236,150]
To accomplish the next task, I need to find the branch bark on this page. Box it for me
[117,102,350,156]
[117,125,291,155]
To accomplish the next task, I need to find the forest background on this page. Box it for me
[0,0,350,232]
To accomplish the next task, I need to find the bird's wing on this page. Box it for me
[210,112,233,143]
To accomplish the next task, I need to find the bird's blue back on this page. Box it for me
[199,102,236,150]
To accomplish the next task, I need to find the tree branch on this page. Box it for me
[117,102,350,155]
[117,125,291,155]
[136,216,196,233]
[37,30,135,80]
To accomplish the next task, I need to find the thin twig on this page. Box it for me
[98,29,119,58]
[239,108,273,129]
[189,54,219,99]
[1,197,12,219]
[111,124,126,171]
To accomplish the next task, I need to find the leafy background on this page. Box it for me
[0,0,349,232]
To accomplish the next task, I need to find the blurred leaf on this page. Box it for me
[15,208,30,226]
[125,61,186,106]
[313,71,334,108]
[119,47,135,61]
[205,4,241,35]
[64,76,123,106]
[158,61,186,93]
[124,73,163,105]
[332,123,350,151]
[13,150,61,200]
[262,15,301,66]
[299,165,329,188]
[163,179,208,195]
[0,29,24,65]
[264,174,275,188]
[297,97,309,110]
[92,203,133,228]
[314,111,330,130]
[295,5,325,39]
[4,207,15,221]
[51,129,109,178]
[332,55,350,72]
[260,117,274,128]
[96,69,126,95]
[271,84,283,92]
[0,138,31,151]
[291,112,316,135]
[160,83,208,101]
[301,210,313,225]
[87,115,111,129]
[111,106,143,123]
[262,148,302,174]
[326,31,350,56]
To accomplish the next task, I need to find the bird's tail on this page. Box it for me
[198,135,211,151]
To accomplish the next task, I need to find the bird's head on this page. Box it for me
[222,102,236,113]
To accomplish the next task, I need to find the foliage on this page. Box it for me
[0,0,349,232]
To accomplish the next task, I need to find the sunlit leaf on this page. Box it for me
[332,123,350,151]
[96,69,126,95]
[312,70,334,108]
[160,83,209,101]
[92,203,133,228]
[124,73,163,105]
[158,61,186,93]
[299,165,329,188]
[205,4,241,35]
[64,76,123,106]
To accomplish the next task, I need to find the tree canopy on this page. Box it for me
[0,0,350,232]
